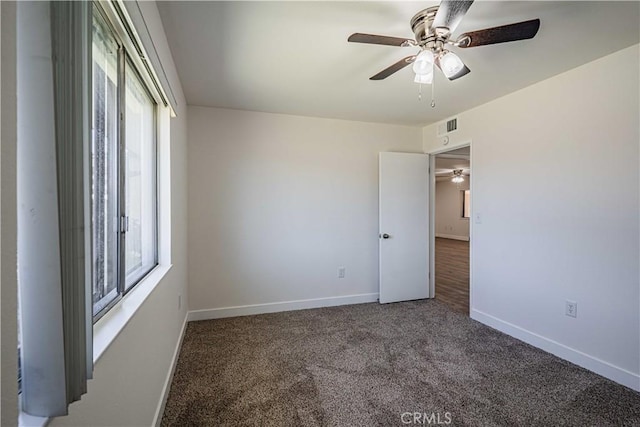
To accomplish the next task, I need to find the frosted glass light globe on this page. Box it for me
[440,51,464,78]
[412,50,434,76]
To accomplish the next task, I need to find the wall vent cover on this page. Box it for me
[437,117,458,136]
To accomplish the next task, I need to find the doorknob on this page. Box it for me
[381,233,390,239]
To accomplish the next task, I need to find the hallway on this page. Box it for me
[434,237,470,314]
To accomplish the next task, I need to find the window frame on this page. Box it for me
[92,3,160,322]
[121,52,159,290]
[462,189,471,219]
[91,6,123,318]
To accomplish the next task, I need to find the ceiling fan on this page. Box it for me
[348,0,540,83]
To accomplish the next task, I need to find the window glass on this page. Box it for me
[91,11,120,315]
[90,7,158,318]
[124,59,157,288]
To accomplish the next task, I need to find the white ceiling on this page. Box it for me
[157,1,639,127]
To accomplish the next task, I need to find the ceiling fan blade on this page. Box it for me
[370,56,416,80]
[348,33,414,47]
[456,19,540,48]
[432,0,474,34]
[435,56,470,81]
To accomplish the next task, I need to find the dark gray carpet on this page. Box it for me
[161,300,640,426]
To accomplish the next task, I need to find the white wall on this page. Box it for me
[188,107,422,314]
[424,45,640,390]
[435,178,470,240]
[0,1,188,426]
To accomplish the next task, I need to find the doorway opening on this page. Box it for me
[430,145,471,315]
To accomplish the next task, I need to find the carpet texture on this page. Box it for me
[161,300,640,426]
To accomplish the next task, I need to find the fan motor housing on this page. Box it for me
[410,6,439,46]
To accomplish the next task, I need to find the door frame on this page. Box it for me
[428,141,472,310]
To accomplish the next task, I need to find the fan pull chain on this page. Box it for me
[416,80,435,106]
[431,78,436,108]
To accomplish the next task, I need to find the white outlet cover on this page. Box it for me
[565,300,577,318]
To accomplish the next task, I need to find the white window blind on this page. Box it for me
[18,0,93,416]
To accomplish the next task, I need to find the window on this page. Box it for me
[91,8,157,319]
[462,190,471,219]
[17,1,173,416]
[92,10,120,315]
[123,59,157,288]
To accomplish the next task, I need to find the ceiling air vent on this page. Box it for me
[437,117,458,137]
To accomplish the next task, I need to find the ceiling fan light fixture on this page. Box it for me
[414,71,433,85]
[348,3,541,92]
[440,51,465,78]
[412,49,434,76]
[452,169,465,183]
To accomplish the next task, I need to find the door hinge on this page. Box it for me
[120,215,129,233]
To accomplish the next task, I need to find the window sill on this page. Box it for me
[93,264,172,363]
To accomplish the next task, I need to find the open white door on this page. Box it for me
[379,152,430,304]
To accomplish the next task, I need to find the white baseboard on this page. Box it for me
[471,309,640,392]
[152,312,188,427]
[187,293,379,322]
[435,233,469,241]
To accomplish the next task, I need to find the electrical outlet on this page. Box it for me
[338,267,346,279]
[565,300,577,318]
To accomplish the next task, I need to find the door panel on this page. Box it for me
[379,152,430,303]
